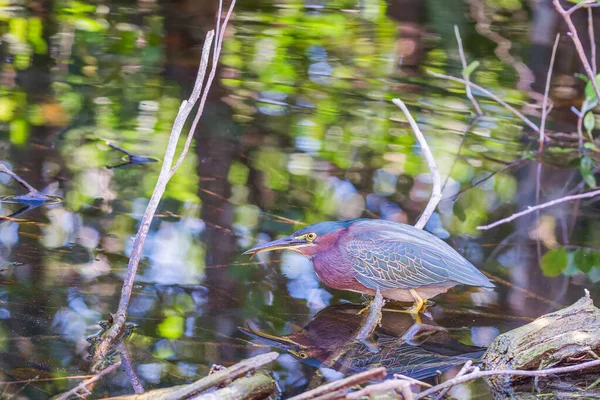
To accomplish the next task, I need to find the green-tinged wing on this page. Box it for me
[346,239,490,290]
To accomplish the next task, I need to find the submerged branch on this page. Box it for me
[55,361,122,400]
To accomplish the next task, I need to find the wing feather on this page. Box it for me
[346,238,492,290]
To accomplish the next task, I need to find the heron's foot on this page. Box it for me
[408,289,427,313]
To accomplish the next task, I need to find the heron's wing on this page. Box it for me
[346,239,487,290]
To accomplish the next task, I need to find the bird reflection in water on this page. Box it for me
[240,304,484,381]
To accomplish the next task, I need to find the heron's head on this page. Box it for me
[243,220,352,258]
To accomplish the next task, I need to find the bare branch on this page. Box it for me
[392,374,431,388]
[169,1,237,178]
[355,289,384,340]
[346,379,413,400]
[434,360,473,400]
[427,70,540,132]
[55,362,122,400]
[539,34,560,151]
[287,368,387,400]
[392,98,442,230]
[477,189,600,230]
[414,358,600,399]
[564,0,600,16]
[105,353,278,400]
[589,7,597,76]
[454,26,483,116]
[554,0,600,103]
[93,0,236,364]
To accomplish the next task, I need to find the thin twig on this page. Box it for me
[346,379,413,400]
[434,361,473,400]
[441,116,479,194]
[427,70,540,132]
[454,26,483,116]
[476,189,600,230]
[564,0,600,16]
[392,98,442,229]
[446,156,529,202]
[574,103,586,148]
[539,33,560,151]
[287,368,387,400]
[589,7,597,76]
[554,0,600,103]
[168,1,236,178]
[414,358,600,399]
[55,361,122,400]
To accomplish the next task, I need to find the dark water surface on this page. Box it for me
[0,0,599,398]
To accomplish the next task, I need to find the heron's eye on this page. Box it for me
[306,232,317,241]
[298,351,308,359]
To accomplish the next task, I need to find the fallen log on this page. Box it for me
[106,352,278,400]
[482,289,600,396]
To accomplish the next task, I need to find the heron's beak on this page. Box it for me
[238,326,301,351]
[243,236,306,256]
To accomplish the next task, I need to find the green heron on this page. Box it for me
[244,219,494,313]
[240,304,484,380]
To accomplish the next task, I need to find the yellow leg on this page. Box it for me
[407,289,426,313]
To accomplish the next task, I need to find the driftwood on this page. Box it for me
[105,352,278,400]
[482,290,600,396]
[193,372,275,400]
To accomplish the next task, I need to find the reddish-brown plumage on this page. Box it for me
[295,228,368,293]
[243,219,494,309]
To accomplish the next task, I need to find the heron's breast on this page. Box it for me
[312,247,365,292]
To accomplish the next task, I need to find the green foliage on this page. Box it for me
[494,173,518,203]
[584,112,595,139]
[541,248,568,277]
[580,155,597,188]
[10,119,29,146]
[574,249,594,273]
[0,98,15,122]
[228,161,250,185]
[157,316,185,340]
[585,74,600,101]
[463,61,480,79]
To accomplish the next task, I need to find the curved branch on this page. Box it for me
[392,98,442,230]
